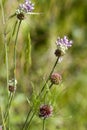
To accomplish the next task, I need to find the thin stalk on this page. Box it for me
[43,118,45,130]
[8,13,16,19]
[4,94,14,123]
[0,1,9,129]
[38,56,59,97]
[1,107,6,130]
[4,35,9,91]
[8,20,18,46]
[22,57,59,130]
[4,20,21,124]
[0,0,5,25]
[14,20,21,80]
[3,19,18,128]
[4,31,9,129]
[25,112,36,130]
[0,0,9,92]
[12,20,18,36]
[3,20,21,128]
[4,93,11,120]
[22,109,32,130]
[44,83,53,104]
[8,20,21,108]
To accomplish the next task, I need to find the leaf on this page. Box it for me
[26,97,31,105]
[26,12,44,15]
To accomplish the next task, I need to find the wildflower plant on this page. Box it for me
[16,0,34,20]
[55,36,73,57]
[0,0,73,130]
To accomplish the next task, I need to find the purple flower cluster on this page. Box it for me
[16,0,34,15]
[55,36,73,55]
[56,36,73,48]
[19,0,34,13]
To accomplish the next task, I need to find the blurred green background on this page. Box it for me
[0,0,87,130]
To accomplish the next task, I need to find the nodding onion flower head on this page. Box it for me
[16,0,34,20]
[8,79,17,93]
[55,36,73,56]
[39,104,53,119]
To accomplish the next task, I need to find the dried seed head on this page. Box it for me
[50,73,62,85]
[39,104,53,118]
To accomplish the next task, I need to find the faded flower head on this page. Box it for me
[39,104,53,118]
[50,73,62,85]
[16,0,34,20]
[8,79,17,93]
[55,36,73,56]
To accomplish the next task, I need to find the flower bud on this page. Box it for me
[55,49,62,57]
[8,79,17,93]
[39,104,53,118]
[50,73,62,85]
[9,85,16,93]
[17,13,25,20]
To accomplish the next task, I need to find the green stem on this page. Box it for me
[8,20,18,46]
[25,112,36,130]
[0,1,9,129]
[3,20,21,128]
[4,20,21,126]
[0,0,9,92]
[44,83,53,104]
[43,118,45,130]
[4,94,14,123]
[5,38,9,91]
[22,57,59,130]
[4,93,11,120]
[8,13,16,19]
[38,57,59,97]
[14,20,21,80]
[21,109,32,130]
[3,20,21,129]
[3,19,18,129]
[0,0,5,25]
[1,107,6,130]
[12,20,18,36]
